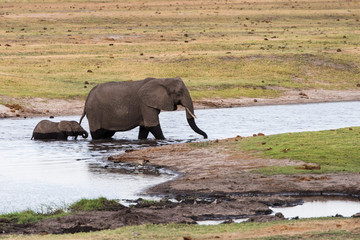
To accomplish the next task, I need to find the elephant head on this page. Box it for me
[58,121,88,139]
[138,77,208,139]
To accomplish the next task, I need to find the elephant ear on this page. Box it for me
[58,121,72,133]
[138,79,174,111]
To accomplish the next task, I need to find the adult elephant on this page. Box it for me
[79,77,207,140]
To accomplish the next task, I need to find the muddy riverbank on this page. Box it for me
[1,89,360,118]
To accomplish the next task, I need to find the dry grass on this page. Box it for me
[0,0,359,99]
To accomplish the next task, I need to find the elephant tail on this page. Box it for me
[79,84,98,125]
[79,110,86,125]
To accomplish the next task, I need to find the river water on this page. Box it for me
[1,101,360,214]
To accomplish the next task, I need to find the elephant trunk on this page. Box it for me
[82,131,88,138]
[181,92,208,139]
[187,118,208,139]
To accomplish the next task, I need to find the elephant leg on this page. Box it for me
[148,124,165,140]
[91,128,116,140]
[138,126,150,140]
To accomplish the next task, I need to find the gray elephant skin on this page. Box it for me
[32,120,88,140]
[79,77,207,140]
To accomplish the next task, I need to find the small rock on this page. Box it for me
[222,219,234,224]
[275,212,285,219]
[337,48,342,52]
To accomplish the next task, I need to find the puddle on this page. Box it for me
[197,218,248,225]
[270,199,360,219]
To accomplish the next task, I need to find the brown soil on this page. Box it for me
[1,91,360,236]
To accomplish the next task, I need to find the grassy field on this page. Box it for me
[0,0,359,99]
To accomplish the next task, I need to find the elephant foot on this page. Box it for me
[91,128,116,140]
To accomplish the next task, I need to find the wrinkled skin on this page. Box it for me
[80,77,207,140]
[32,120,88,140]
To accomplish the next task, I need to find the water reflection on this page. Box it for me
[0,101,360,214]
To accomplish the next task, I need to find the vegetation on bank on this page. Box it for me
[2,217,360,239]
[0,0,359,100]
[193,127,360,175]
[0,198,123,225]
[239,127,360,175]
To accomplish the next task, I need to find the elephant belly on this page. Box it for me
[102,111,142,131]
[33,132,66,140]
[87,104,142,132]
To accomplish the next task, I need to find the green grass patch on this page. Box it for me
[0,197,125,226]
[235,127,360,174]
[68,197,125,212]
[0,209,67,225]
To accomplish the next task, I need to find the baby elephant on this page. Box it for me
[32,120,88,140]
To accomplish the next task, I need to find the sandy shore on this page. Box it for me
[0,89,359,118]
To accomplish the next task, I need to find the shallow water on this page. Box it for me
[1,101,360,214]
[270,199,360,219]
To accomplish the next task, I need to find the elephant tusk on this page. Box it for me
[185,107,197,119]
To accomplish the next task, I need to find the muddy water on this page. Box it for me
[1,101,360,214]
